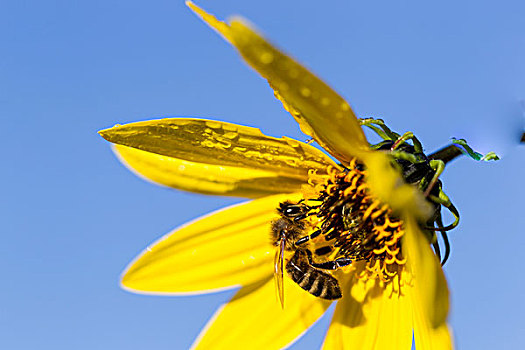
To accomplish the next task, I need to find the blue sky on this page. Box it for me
[2,0,524,349]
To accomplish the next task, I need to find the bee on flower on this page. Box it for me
[99,2,498,349]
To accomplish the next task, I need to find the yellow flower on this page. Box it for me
[99,2,453,349]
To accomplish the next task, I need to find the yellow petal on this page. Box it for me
[121,193,301,294]
[403,215,450,328]
[187,1,368,165]
[113,144,303,198]
[413,291,454,350]
[192,277,331,349]
[186,0,233,43]
[322,274,413,350]
[185,3,431,217]
[186,2,433,220]
[364,151,433,219]
[100,118,337,198]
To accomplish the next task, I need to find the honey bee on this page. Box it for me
[286,249,342,300]
[271,202,352,306]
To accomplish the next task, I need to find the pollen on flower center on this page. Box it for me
[273,158,407,290]
[314,160,406,278]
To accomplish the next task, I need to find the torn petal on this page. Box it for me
[187,1,369,165]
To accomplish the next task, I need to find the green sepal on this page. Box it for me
[451,138,500,162]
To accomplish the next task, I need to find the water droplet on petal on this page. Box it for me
[222,131,239,141]
[288,68,299,79]
[205,121,222,129]
[300,87,311,97]
[260,51,274,64]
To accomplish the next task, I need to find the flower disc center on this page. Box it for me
[274,159,407,283]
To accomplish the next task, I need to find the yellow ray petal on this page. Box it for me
[121,193,301,295]
[187,1,368,165]
[113,144,303,198]
[413,291,454,350]
[403,215,450,328]
[322,274,413,350]
[192,277,331,350]
[185,3,432,218]
[186,0,233,43]
[364,152,433,219]
[100,118,337,198]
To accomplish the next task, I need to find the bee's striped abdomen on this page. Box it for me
[286,250,342,300]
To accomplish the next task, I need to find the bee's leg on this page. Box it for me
[310,258,353,270]
[305,250,352,270]
[295,229,322,245]
[314,246,333,256]
[292,212,311,222]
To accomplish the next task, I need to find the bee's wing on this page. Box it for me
[274,239,285,308]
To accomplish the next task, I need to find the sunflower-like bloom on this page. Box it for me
[99,2,452,349]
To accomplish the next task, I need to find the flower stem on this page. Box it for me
[428,145,464,164]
